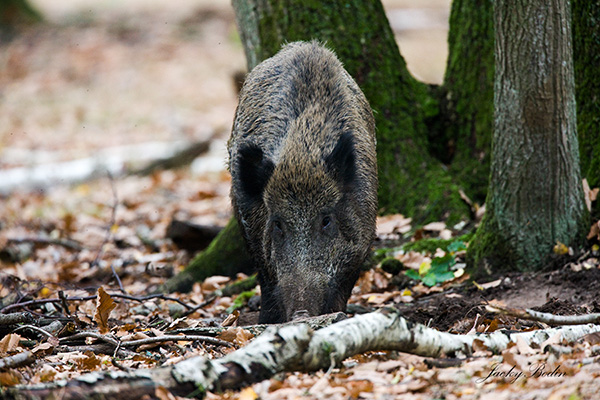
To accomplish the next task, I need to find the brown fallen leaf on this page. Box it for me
[217,327,254,347]
[76,351,102,371]
[472,338,492,354]
[376,214,412,236]
[238,387,258,400]
[221,310,239,327]
[0,371,21,386]
[582,179,599,212]
[94,286,116,334]
[347,380,374,398]
[38,364,58,383]
[0,334,23,356]
[582,331,600,345]
[422,221,446,232]
[155,386,178,400]
[201,275,230,292]
[31,339,58,357]
[587,221,600,240]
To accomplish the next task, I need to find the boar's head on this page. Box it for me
[237,129,375,323]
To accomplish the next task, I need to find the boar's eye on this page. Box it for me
[272,220,284,239]
[321,216,332,230]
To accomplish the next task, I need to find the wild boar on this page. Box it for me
[228,41,377,323]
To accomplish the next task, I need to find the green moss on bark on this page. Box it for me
[573,0,600,218]
[468,0,588,274]
[160,217,253,293]
[441,0,494,204]
[466,208,519,276]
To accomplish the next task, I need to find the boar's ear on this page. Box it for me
[325,132,356,189]
[238,143,275,201]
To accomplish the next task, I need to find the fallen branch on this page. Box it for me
[56,344,136,358]
[486,304,600,325]
[0,352,35,371]
[0,292,196,314]
[59,332,234,349]
[0,312,35,326]
[0,140,200,195]
[131,139,211,176]
[121,335,234,349]
[6,237,84,251]
[6,308,600,399]
[13,325,54,339]
[174,311,347,337]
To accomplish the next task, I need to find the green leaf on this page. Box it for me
[405,270,420,280]
[225,289,257,314]
[418,261,431,275]
[422,273,438,287]
[431,254,455,270]
[435,271,456,283]
[447,240,467,253]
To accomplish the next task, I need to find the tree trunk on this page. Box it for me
[468,0,588,273]
[441,0,494,205]
[233,0,470,224]
[0,0,41,40]
[572,0,600,217]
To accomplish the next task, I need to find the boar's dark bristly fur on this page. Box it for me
[228,41,377,324]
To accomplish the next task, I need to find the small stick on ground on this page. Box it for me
[486,304,600,326]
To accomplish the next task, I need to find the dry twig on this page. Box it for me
[486,304,600,325]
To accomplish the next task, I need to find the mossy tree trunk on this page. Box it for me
[467,0,588,274]
[233,0,471,224]
[573,0,600,218]
[0,0,42,39]
[441,0,494,205]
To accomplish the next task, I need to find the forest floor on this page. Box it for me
[1,1,600,399]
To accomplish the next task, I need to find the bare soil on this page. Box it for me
[396,268,600,332]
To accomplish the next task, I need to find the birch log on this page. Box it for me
[6,308,600,400]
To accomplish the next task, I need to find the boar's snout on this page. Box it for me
[278,271,329,321]
[291,309,310,321]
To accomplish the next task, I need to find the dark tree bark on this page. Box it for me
[572,0,600,217]
[441,0,494,204]
[468,0,588,273]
